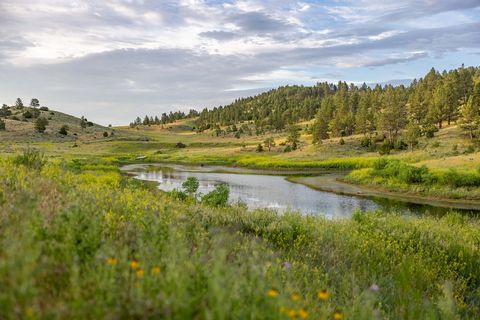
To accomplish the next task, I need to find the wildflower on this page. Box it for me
[291,292,301,302]
[282,261,292,271]
[267,288,279,298]
[298,308,308,319]
[130,260,139,270]
[287,308,297,319]
[317,289,329,301]
[106,257,118,266]
[136,268,145,277]
[369,284,380,293]
[152,266,161,274]
[333,310,343,320]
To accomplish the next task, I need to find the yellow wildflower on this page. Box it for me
[291,292,301,302]
[317,289,329,301]
[267,288,279,298]
[334,310,343,320]
[136,268,145,277]
[130,260,139,270]
[152,266,161,274]
[287,308,297,319]
[298,308,308,319]
[106,257,118,266]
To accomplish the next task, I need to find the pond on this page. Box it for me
[127,164,470,218]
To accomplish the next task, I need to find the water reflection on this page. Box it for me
[134,169,476,218]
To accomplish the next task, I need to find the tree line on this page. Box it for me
[193,65,480,145]
[130,109,199,127]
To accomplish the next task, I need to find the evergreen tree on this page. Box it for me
[35,117,48,133]
[459,81,480,139]
[15,98,24,108]
[379,86,407,143]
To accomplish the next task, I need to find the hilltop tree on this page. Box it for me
[80,116,87,130]
[15,98,24,108]
[459,81,480,139]
[35,117,49,133]
[30,98,40,108]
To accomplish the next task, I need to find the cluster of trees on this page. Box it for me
[192,66,480,145]
[130,109,199,127]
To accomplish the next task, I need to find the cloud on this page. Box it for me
[0,0,479,124]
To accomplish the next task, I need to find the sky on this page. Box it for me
[0,0,479,125]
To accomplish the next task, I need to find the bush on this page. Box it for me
[256,144,263,152]
[283,145,292,153]
[34,117,49,133]
[39,106,49,111]
[103,131,109,138]
[201,184,229,207]
[339,138,345,145]
[378,141,393,155]
[13,148,46,170]
[0,118,5,131]
[176,142,187,148]
[59,125,69,135]
[182,177,199,195]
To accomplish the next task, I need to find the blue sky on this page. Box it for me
[0,0,479,125]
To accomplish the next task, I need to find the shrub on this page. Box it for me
[339,138,345,145]
[283,145,292,153]
[39,106,49,111]
[59,125,69,135]
[256,144,263,152]
[13,148,46,170]
[34,117,49,133]
[182,177,199,195]
[201,184,229,207]
[23,110,33,118]
[103,131,109,137]
[378,141,393,155]
[0,118,5,131]
[176,142,187,148]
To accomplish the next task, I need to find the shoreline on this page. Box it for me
[120,162,480,211]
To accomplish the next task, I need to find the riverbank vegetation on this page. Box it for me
[1,152,480,319]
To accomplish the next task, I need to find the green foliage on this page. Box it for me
[256,144,263,152]
[34,117,49,133]
[201,183,229,207]
[0,118,5,131]
[103,131,109,137]
[0,159,479,318]
[182,176,199,195]
[59,125,69,135]
[339,138,345,145]
[13,148,46,170]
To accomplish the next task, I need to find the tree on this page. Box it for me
[263,137,275,151]
[403,122,421,149]
[379,86,407,143]
[0,118,5,131]
[182,177,199,196]
[312,97,333,142]
[355,92,375,137]
[103,131,109,137]
[58,125,68,135]
[256,144,264,152]
[15,98,24,108]
[459,81,480,139]
[30,98,40,108]
[34,117,48,133]
[80,116,87,130]
[286,124,301,149]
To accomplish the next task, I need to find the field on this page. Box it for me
[1,111,480,319]
[1,153,480,319]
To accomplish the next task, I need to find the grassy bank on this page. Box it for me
[1,154,480,319]
[346,159,480,200]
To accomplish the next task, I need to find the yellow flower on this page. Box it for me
[151,266,161,274]
[291,292,301,302]
[130,260,139,270]
[267,288,279,298]
[334,310,343,320]
[317,289,329,301]
[106,257,118,266]
[298,308,308,319]
[135,268,145,277]
[287,309,297,319]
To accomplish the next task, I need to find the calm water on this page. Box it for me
[132,166,467,218]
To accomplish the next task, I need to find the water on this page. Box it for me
[131,165,470,218]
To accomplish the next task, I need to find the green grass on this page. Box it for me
[1,155,479,319]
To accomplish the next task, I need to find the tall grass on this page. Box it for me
[0,157,479,318]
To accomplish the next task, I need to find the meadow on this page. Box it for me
[1,150,480,319]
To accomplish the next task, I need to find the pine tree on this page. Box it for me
[459,81,480,139]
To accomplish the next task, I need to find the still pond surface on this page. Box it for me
[132,165,460,218]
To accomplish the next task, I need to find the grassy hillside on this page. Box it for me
[1,153,479,319]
